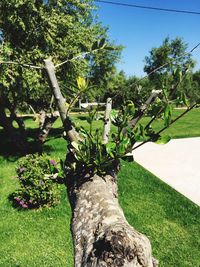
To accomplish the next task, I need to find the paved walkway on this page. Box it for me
[133,137,200,206]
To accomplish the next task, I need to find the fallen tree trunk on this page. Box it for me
[67,172,158,267]
[44,58,158,266]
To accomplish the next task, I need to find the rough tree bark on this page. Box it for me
[44,58,158,267]
[67,172,158,267]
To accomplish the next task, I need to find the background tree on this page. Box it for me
[102,70,155,109]
[0,0,121,150]
[144,37,196,102]
[192,70,200,103]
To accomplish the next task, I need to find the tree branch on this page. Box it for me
[122,90,161,136]
[55,48,105,69]
[0,60,43,69]
[102,97,112,144]
[44,58,79,143]
[144,65,191,131]
[133,104,197,151]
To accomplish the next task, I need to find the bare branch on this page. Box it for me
[44,58,79,143]
[0,60,43,69]
[130,90,161,128]
[122,90,161,136]
[144,65,191,131]
[28,104,37,116]
[55,48,104,69]
[103,98,112,144]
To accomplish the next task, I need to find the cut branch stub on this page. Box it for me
[44,58,79,143]
[103,98,112,144]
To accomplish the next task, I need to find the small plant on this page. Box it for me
[65,102,140,177]
[11,153,63,209]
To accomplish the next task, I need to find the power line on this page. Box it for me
[95,0,200,15]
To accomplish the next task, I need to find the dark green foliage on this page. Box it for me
[0,0,121,111]
[11,153,63,209]
[65,109,118,176]
[104,71,153,108]
[65,99,172,176]
[0,0,121,150]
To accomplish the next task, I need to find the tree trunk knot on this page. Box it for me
[88,229,150,266]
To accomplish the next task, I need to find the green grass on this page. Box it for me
[55,107,200,139]
[5,108,200,142]
[0,153,74,267]
[141,108,200,139]
[0,109,200,266]
[119,161,200,267]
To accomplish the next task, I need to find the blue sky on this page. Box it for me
[95,0,200,77]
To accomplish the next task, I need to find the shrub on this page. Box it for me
[11,153,63,209]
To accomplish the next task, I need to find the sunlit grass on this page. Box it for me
[0,108,200,266]
[56,108,200,139]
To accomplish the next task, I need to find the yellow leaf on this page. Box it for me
[65,102,70,108]
[77,76,87,90]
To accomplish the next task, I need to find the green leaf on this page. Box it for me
[117,143,126,155]
[156,135,171,144]
[173,67,177,76]
[164,105,172,127]
[178,70,183,82]
[77,76,88,91]
[110,109,118,119]
[121,138,130,148]
[104,46,115,51]
[182,93,189,107]
[105,142,116,154]
[126,100,135,115]
[162,87,169,101]
[139,124,146,139]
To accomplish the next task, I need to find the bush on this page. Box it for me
[11,153,63,209]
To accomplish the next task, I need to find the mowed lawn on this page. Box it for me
[54,107,200,140]
[0,108,200,266]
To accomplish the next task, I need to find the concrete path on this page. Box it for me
[133,137,200,206]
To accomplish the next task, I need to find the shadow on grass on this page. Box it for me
[0,127,64,161]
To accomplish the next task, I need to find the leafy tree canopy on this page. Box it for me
[144,37,195,85]
[143,37,198,104]
[0,0,121,111]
